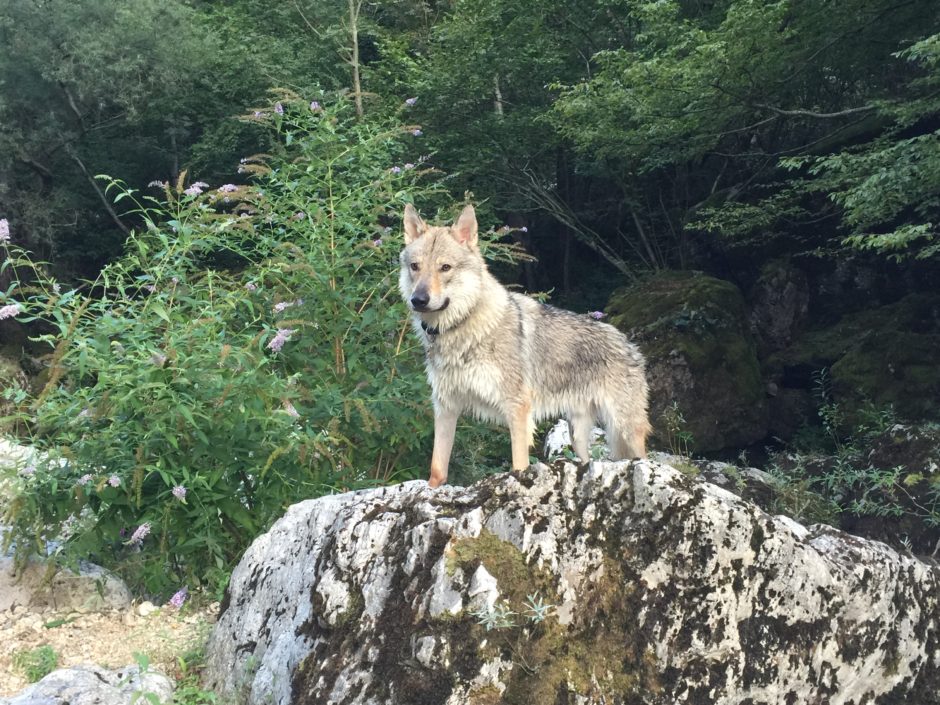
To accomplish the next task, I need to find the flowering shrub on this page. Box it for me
[0,97,528,594]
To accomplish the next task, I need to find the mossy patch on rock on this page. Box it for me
[606,270,766,452]
[769,293,940,424]
[448,530,540,601]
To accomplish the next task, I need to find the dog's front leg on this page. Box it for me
[509,401,534,471]
[429,406,458,488]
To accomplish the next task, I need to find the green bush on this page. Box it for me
[12,644,59,683]
[0,95,526,594]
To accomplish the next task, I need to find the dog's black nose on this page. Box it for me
[411,291,430,310]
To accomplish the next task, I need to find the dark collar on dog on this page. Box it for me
[420,310,470,338]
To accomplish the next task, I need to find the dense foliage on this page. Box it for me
[1,99,527,592]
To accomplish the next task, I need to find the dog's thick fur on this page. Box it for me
[400,204,651,487]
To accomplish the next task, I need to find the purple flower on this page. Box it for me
[218,184,238,193]
[108,475,121,487]
[0,218,10,242]
[184,181,209,196]
[245,282,258,292]
[405,97,417,106]
[151,352,167,367]
[520,226,528,233]
[143,284,156,293]
[310,101,321,111]
[147,180,167,189]
[273,299,303,314]
[168,587,188,609]
[589,311,606,320]
[19,464,36,477]
[172,485,187,500]
[274,102,284,115]
[412,129,423,137]
[77,473,94,486]
[0,303,21,320]
[291,211,306,220]
[283,401,300,418]
[127,523,151,546]
[390,166,402,174]
[253,111,266,119]
[403,163,415,170]
[373,238,383,247]
[267,328,296,353]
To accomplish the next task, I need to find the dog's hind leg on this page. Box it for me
[569,410,593,463]
[607,417,651,460]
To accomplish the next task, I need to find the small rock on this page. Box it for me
[0,663,174,705]
[0,558,131,614]
[137,601,157,618]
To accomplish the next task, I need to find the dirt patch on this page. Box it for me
[0,601,217,696]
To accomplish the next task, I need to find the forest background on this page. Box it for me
[1,0,939,596]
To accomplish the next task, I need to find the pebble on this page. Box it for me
[137,601,157,617]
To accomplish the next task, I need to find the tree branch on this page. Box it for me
[291,0,324,37]
[67,148,130,235]
[756,103,877,119]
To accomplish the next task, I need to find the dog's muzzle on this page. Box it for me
[410,293,450,313]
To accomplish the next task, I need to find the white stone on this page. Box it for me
[467,564,499,612]
[0,664,174,705]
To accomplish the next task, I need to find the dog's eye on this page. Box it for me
[440,264,452,272]
[410,262,420,272]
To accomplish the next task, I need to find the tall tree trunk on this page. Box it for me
[493,74,504,117]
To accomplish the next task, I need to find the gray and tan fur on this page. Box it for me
[399,204,651,487]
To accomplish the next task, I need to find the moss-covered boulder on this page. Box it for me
[606,271,766,452]
[769,293,940,423]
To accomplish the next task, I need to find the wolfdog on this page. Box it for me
[399,204,651,487]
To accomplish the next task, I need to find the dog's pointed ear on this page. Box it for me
[453,205,478,247]
[403,204,427,245]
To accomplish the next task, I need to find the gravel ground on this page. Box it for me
[0,601,217,696]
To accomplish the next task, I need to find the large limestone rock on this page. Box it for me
[205,460,940,705]
[606,271,767,452]
[0,664,174,705]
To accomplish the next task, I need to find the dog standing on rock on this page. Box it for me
[399,203,651,487]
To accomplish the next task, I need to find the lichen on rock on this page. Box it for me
[204,460,940,705]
